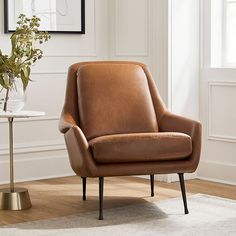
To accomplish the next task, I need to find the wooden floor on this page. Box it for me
[0,176,235,225]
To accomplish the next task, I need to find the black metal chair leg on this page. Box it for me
[99,177,104,220]
[150,174,154,197]
[82,177,86,201]
[178,173,189,214]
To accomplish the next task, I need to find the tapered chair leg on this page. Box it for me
[150,174,154,197]
[99,177,104,220]
[82,177,86,201]
[178,173,189,214]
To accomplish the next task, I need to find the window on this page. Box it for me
[210,0,236,67]
[224,0,236,65]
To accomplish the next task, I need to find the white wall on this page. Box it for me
[169,0,199,119]
[167,0,200,182]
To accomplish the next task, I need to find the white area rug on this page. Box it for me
[1,194,236,236]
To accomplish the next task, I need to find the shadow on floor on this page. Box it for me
[2,197,168,230]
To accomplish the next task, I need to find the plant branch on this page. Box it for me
[0,14,51,102]
[3,88,9,112]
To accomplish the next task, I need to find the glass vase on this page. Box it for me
[0,79,26,112]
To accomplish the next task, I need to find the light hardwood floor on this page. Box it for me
[0,176,235,225]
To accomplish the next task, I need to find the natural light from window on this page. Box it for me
[211,0,236,67]
[226,0,236,65]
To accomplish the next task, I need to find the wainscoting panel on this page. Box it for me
[208,81,236,142]
[0,152,73,184]
[199,67,236,183]
[0,119,63,146]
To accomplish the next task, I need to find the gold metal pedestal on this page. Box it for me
[0,188,32,210]
[0,117,32,210]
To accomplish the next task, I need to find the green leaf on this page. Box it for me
[21,65,29,78]
[0,74,9,89]
[27,66,31,77]
[20,70,28,91]
[0,14,51,91]
[0,56,3,65]
[3,74,10,87]
[0,75,6,88]
[11,34,17,51]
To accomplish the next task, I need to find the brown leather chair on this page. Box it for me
[59,61,201,220]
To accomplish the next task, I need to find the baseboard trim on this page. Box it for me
[166,172,197,182]
[135,174,171,182]
[198,160,236,184]
[135,173,197,183]
[197,176,236,186]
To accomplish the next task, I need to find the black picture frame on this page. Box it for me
[4,0,85,34]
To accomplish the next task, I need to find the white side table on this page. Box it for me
[0,110,45,210]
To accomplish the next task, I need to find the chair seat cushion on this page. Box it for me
[89,132,192,164]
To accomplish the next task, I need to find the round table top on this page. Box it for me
[0,110,45,118]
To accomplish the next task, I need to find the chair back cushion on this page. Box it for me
[77,63,158,140]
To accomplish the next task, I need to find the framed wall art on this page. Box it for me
[4,0,85,34]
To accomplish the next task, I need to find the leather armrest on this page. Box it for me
[159,112,201,137]
[64,126,97,177]
[59,109,78,134]
[159,111,202,171]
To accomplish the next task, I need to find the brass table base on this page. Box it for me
[0,188,32,210]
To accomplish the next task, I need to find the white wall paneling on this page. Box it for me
[208,81,236,142]
[199,70,236,184]
[0,153,73,184]
[0,120,64,153]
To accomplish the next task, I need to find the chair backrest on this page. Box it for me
[62,62,166,140]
